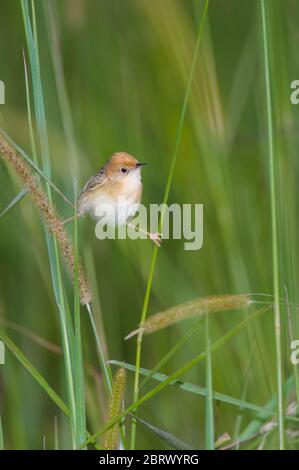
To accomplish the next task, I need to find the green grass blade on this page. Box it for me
[0,128,74,209]
[109,360,275,417]
[0,326,100,450]
[22,48,38,165]
[130,0,210,449]
[43,0,79,177]
[0,330,68,415]
[132,414,194,450]
[81,305,269,447]
[84,258,126,447]
[260,0,284,449]
[205,313,214,449]
[138,314,214,447]
[73,179,87,446]
[22,0,49,176]
[53,264,77,447]
[0,415,4,450]
[83,246,113,395]
[0,188,28,219]
[233,342,255,446]
[54,417,59,450]
[285,288,299,409]
[86,303,113,395]
[240,375,295,439]
[21,0,77,447]
[140,319,202,390]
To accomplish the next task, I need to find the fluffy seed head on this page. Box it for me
[103,368,127,450]
[126,294,251,339]
[0,135,91,305]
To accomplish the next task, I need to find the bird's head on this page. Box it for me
[106,152,147,182]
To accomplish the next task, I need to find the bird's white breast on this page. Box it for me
[94,193,140,227]
[89,171,142,226]
[81,171,142,227]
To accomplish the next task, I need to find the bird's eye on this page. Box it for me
[121,167,128,174]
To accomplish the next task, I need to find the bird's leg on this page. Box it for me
[62,215,77,225]
[127,222,162,247]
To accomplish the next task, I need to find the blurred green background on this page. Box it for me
[0,0,298,450]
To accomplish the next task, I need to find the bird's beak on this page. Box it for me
[136,162,147,168]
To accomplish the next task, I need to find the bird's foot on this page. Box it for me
[149,232,163,247]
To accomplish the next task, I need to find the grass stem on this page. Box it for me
[260,0,284,449]
[130,0,210,449]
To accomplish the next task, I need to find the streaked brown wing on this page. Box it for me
[82,165,107,192]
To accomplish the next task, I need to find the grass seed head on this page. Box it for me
[126,294,251,339]
[0,135,91,305]
[103,368,127,450]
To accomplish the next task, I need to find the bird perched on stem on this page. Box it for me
[70,152,162,246]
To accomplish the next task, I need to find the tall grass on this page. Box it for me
[204,313,214,449]
[260,0,284,449]
[20,0,84,448]
[0,0,298,450]
[82,306,272,448]
[130,0,210,449]
[73,180,86,445]
[42,0,114,426]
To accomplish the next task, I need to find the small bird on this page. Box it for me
[76,152,162,246]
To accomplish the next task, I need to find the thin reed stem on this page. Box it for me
[260,0,284,449]
[73,179,87,446]
[0,135,91,305]
[139,319,202,390]
[0,127,74,209]
[130,0,210,449]
[81,306,269,448]
[86,303,113,395]
[205,313,214,449]
[20,0,83,447]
